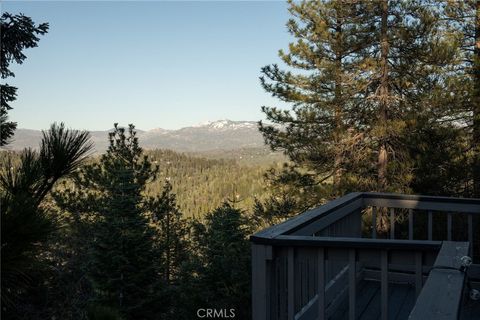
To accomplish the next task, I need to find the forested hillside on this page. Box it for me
[145,149,281,217]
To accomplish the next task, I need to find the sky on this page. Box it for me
[2,1,292,131]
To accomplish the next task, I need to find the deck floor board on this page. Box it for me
[329,280,416,320]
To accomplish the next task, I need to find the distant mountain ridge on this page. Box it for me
[3,120,267,152]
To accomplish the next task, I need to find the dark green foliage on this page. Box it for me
[0,123,92,318]
[146,181,190,285]
[143,149,276,217]
[57,124,160,319]
[257,0,478,223]
[184,203,251,320]
[0,13,48,146]
[87,305,124,320]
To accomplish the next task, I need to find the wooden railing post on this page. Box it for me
[252,243,272,320]
[317,248,325,320]
[390,208,395,239]
[348,249,356,320]
[409,209,413,240]
[287,247,295,320]
[381,250,389,320]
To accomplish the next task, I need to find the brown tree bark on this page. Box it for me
[473,0,480,197]
[333,7,344,195]
[377,0,390,191]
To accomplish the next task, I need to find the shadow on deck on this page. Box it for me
[332,280,415,320]
[333,280,480,320]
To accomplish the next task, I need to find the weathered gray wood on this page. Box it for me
[468,264,480,281]
[349,249,356,320]
[381,250,388,320]
[317,248,325,320]
[409,209,413,240]
[372,207,377,239]
[290,198,363,236]
[468,214,473,257]
[408,241,470,320]
[428,211,433,240]
[288,247,294,320]
[256,235,442,251]
[362,192,480,213]
[252,244,270,320]
[415,251,422,298]
[252,192,363,240]
[390,208,395,239]
[250,192,480,320]
[447,212,452,241]
[363,268,428,284]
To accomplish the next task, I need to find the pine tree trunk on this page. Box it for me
[378,0,390,191]
[333,8,344,195]
[473,0,480,197]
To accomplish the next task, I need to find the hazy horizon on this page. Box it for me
[14,118,260,131]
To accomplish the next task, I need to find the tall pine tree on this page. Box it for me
[57,124,160,319]
[259,0,370,217]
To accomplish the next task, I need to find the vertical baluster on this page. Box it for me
[288,247,294,320]
[372,207,377,239]
[447,212,452,241]
[468,214,473,257]
[390,208,395,239]
[415,251,422,298]
[349,249,356,320]
[317,248,325,320]
[252,244,269,320]
[409,209,413,240]
[381,250,388,320]
[428,211,433,240]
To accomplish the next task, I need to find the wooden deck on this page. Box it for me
[251,192,480,320]
[331,280,480,320]
[331,280,416,320]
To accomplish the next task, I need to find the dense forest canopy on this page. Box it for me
[1,1,479,319]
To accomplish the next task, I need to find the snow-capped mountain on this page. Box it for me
[4,120,266,152]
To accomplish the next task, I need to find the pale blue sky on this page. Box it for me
[2,1,291,130]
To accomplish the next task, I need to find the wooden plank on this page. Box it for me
[252,244,269,320]
[415,251,422,298]
[317,248,325,320]
[252,192,363,240]
[408,241,470,320]
[372,207,377,239]
[349,249,356,320]
[428,211,433,241]
[387,284,410,319]
[357,281,381,320]
[363,269,429,285]
[390,208,395,239]
[256,235,442,251]
[447,213,452,241]
[395,285,416,320]
[381,250,388,320]
[409,209,413,240]
[290,198,364,236]
[288,247,295,319]
[362,192,480,213]
[468,214,473,257]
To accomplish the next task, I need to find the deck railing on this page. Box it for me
[251,192,480,320]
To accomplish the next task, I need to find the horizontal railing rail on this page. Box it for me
[408,241,470,320]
